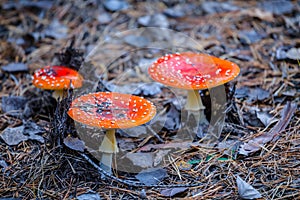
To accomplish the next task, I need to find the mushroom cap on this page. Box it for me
[68,92,156,129]
[148,52,240,90]
[33,66,83,90]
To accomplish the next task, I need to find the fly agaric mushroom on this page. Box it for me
[67,92,156,172]
[33,66,83,99]
[148,52,240,111]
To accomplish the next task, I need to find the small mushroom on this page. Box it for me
[32,66,83,99]
[148,52,240,111]
[67,92,156,173]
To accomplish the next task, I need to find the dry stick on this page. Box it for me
[148,126,164,143]
[80,153,202,188]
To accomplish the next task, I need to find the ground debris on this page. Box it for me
[1,121,45,145]
[160,187,188,197]
[236,175,262,199]
[239,102,297,156]
[63,135,85,152]
[135,168,167,186]
[1,63,28,73]
[0,0,299,199]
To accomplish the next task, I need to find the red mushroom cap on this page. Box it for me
[33,66,83,90]
[68,92,156,130]
[148,52,240,90]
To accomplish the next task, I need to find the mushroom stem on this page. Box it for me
[100,153,113,173]
[52,90,64,100]
[185,90,205,111]
[99,129,119,173]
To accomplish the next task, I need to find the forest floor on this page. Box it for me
[0,0,299,199]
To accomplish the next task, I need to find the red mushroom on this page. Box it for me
[67,92,156,172]
[148,52,240,141]
[148,52,240,111]
[32,66,83,99]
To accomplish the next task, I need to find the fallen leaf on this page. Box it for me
[0,160,8,172]
[241,8,274,22]
[239,102,297,155]
[137,57,158,73]
[1,63,28,73]
[202,1,239,14]
[236,175,262,199]
[286,48,300,60]
[164,7,185,18]
[235,86,250,99]
[138,14,169,28]
[135,168,167,186]
[123,35,150,48]
[217,139,240,157]
[259,0,293,15]
[153,150,171,166]
[236,86,271,103]
[238,30,266,44]
[1,122,45,146]
[281,88,297,97]
[1,96,29,117]
[256,111,275,127]
[45,19,68,39]
[275,46,289,60]
[248,87,270,102]
[63,136,85,152]
[77,191,101,200]
[243,110,264,128]
[2,0,53,10]
[97,13,112,25]
[103,0,128,12]
[126,152,153,168]
[161,187,188,197]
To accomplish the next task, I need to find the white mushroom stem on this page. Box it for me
[99,129,119,173]
[185,90,205,111]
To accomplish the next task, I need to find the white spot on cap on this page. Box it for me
[225,69,231,76]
